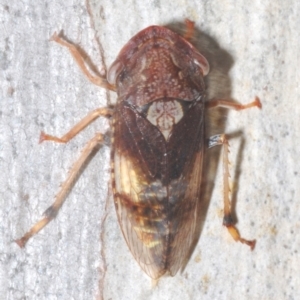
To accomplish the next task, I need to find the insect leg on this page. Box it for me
[40,107,113,143]
[208,134,256,250]
[15,133,104,248]
[51,32,116,91]
[206,96,261,110]
[183,19,195,40]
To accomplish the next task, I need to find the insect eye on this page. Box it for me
[192,54,210,76]
[107,59,124,85]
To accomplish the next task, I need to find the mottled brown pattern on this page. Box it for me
[16,21,258,280]
[108,26,207,106]
[111,25,207,278]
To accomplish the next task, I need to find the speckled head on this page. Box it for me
[107,25,210,107]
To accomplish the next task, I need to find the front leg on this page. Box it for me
[51,32,116,92]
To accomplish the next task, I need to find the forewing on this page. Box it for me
[165,101,204,275]
[167,149,203,276]
[112,100,204,278]
[113,103,169,279]
[113,151,169,279]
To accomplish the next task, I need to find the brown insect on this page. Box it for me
[16,20,261,279]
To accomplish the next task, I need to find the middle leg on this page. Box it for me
[40,107,113,143]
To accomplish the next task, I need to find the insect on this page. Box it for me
[16,20,261,279]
